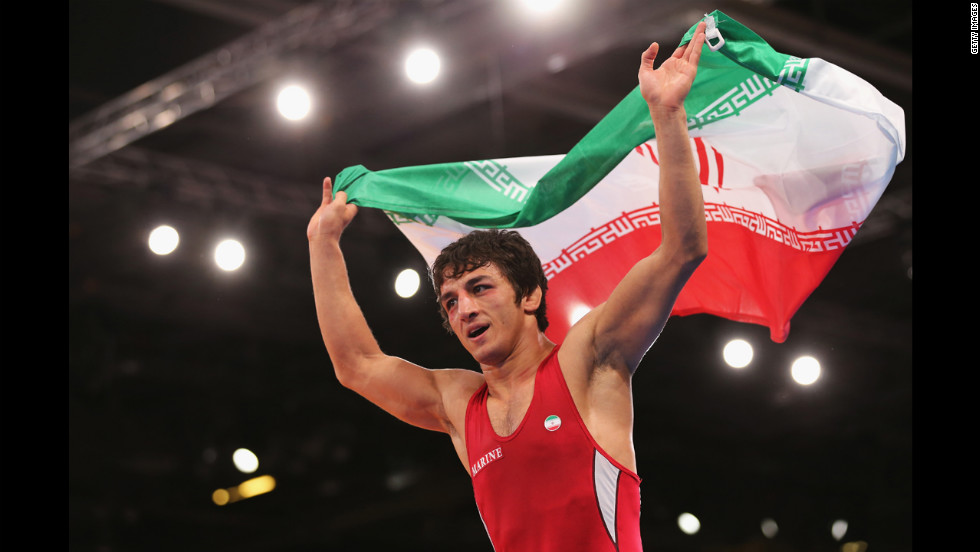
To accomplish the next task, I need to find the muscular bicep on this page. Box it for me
[336,354,481,434]
[589,246,704,371]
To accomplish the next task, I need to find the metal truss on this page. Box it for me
[69,0,396,169]
[70,145,319,218]
[69,0,912,230]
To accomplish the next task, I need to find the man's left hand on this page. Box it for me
[638,20,707,113]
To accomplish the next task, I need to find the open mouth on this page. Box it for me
[468,325,489,339]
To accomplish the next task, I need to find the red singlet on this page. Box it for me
[464,345,643,551]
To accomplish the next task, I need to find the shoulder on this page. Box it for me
[433,368,486,426]
[557,303,601,372]
[555,307,598,391]
[434,368,485,398]
[556,302,633,387]
[554,306,637,470]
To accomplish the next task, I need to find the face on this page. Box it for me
[439,263,540,366]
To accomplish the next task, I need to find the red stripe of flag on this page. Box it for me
[712,144,724,188]
[694,137,709,185]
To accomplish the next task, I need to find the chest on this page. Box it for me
[468,377,595,486]
[486,389,534,437]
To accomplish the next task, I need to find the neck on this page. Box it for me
[480,331,555,401]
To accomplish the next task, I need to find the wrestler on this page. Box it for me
[307,21,708,551]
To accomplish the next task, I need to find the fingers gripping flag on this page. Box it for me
[333,11,906,343]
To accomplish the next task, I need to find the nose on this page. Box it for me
[457,292,478,319]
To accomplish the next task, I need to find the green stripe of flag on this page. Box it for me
[333,10,799,228]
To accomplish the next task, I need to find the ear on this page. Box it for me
[521,286,543,315]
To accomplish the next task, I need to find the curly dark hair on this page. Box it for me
[431,229,549,333]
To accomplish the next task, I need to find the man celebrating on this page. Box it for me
[307,21,708,552]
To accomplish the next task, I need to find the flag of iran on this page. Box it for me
[333,10,906,343]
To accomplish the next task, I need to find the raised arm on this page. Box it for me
[579,22,709,372]
[308,177,479,433]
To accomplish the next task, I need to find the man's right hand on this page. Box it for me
[307,177,358,242]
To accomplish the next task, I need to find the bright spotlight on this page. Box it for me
[546,54,567,73]
[212,488,231,506]
[214,239,246,271]
[238,474,276,498]
[831,519,849,541]
[677,512,701,535]
[148,225,179,255]
[760,517,778,538]
[569,304,591,326]
[233,448,259,474]
[405,47,441,84]
[277,84,312,120]
[723,339,753,368]
[791,355,821,385]
[395,268,421,298]
[211,475,277,506]
[520,0,563,14]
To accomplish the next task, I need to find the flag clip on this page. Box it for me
[703,14,725,52]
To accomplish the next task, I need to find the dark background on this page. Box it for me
[69,1,912,551]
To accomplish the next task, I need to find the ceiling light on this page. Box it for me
[520,0,563,14]
[791,355,821,385]
[277,84,312,120]
[831,519,849,541]
[723,339,753,368]
[405,47,441,84]
[233,448,259,473]
[214,239,246,271]
[569,304,591,326]
[677,512,701,535]
[761,517,778,538]
[546,54,567,73]
[395,268,421,298]
[148,225,179,255]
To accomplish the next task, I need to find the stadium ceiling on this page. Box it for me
[69,1,913,551]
